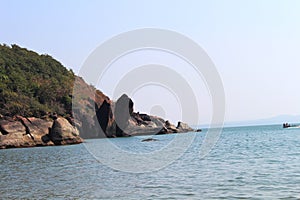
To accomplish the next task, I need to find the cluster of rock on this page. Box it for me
[68,77,199,139]
[0,115,82,149]
[0,93,199,149]
[93,94,198,138]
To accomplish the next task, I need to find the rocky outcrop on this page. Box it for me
[0,91,196,148]
[92,94,197,138]
[0,116,83,149]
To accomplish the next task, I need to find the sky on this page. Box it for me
[1,0,300,125]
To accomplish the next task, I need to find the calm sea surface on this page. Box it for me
[1,125,300,199]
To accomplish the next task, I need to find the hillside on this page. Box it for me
[0,44,111,140]
[0,44,75,117]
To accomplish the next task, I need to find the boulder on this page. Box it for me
[49,117,83,145]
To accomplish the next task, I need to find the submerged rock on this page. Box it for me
[141,138,158,142]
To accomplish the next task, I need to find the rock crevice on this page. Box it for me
[0,116,82,149]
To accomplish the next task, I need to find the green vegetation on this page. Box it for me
[0,44,75,117]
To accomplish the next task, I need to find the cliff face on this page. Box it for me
[71,76,111,138]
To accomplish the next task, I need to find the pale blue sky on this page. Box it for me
[1,0,300,124]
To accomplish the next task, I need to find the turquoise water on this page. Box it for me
[1,125,300,199]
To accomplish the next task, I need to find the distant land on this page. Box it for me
[197,115,300,128]
[226,115,300,127]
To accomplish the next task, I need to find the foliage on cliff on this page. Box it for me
[0,44,75,117]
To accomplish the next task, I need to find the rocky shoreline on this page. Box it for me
[0,94,199,149]
[0,115,82,149]
[0,45,200,149]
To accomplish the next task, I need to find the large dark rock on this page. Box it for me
[114,94,134,137]
[96,99,113,137]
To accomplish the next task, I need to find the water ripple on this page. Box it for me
[1,125,300,199]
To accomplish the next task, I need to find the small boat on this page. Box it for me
[283,123,300,128]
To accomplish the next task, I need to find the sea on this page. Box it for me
[1,125,300,199]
